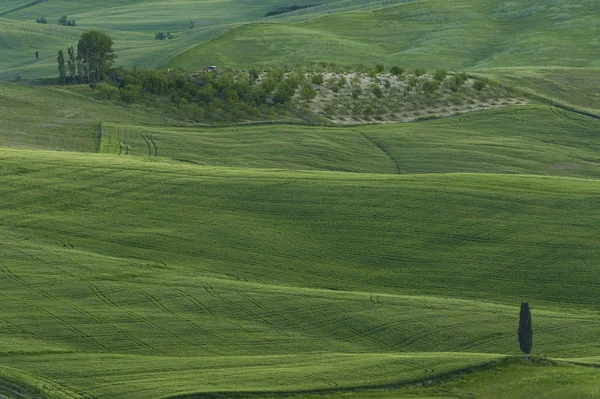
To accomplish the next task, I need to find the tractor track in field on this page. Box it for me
[131,283,226,349]
[0,259,107,350]
[202,283,289,348]
[549,105,599,131]
[11,248,162,354]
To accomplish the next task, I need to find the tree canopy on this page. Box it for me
[77,30,116,84]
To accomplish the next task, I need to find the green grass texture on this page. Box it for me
[97,105,600,178]
[0,0,331,79]
[476,67,600,115]
[0,147,600,396]
[170,0,600,70]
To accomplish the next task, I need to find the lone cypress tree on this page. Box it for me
[518,302,533,360]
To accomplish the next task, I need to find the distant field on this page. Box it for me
[170,0,600,70]
[0,0,343,79]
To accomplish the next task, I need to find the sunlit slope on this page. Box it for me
[2,149,599,307]
[0,83,171,152]
[170,0,600,70]
[100,106,600,178]
[300,359,600,399]
[1,149,600,396]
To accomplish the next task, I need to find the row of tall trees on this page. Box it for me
[58,30,115,85]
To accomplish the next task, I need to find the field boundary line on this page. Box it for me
[161,356,509,399]
[357,130,400,174]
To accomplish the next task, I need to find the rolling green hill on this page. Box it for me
[170,0,600,70]
[0,0,334,79]
[1,0,600,397]
[1,148,600,398]
[98,105,600,178]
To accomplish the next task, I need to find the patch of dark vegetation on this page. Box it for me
[94,67,313,123]
[264,4,318,17]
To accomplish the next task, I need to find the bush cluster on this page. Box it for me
[96,68,305,122]
[58,15,76,26]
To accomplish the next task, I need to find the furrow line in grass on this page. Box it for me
[234,291,334,349]
[149,134,158,157]
[12,248,162,354]
[8,295,108,352]
[142,134,152,157]
[0,315,49,345]
[549,105,600,131]
[357,131,400,173]
[296,305,391,349]
[130,286,222,352]
[85,283,195,353]
[0,257,57,301]
[203,284,287,337]
[202,283,291,350]
[143,278,235,345]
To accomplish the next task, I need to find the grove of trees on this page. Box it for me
[58,30,116,84]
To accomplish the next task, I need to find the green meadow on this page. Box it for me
[170,0,600,70]
[1,0,600,397]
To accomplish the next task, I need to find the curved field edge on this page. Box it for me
[2,353,503,399]
[159,354,506,399]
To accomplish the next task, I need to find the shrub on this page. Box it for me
[375,63,385,73]
[311,73,324,85]
[371,84,383,98]
[445,76,460,92]
[95,82,119,100]
[413,68,426,77]
[249,68,260,82]
[384,79,391,89]
[454,72,468,86]
[433,69,447,82]
[422,79,439,94]
[473,79,487,91]
[390,66,404,76]
[36,17,47,24]
[299,83,317,102]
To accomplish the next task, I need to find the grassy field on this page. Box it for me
[98,105,600,178]
[0,0,336,79]
[170,0,600,70]
[1,147,600,397]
